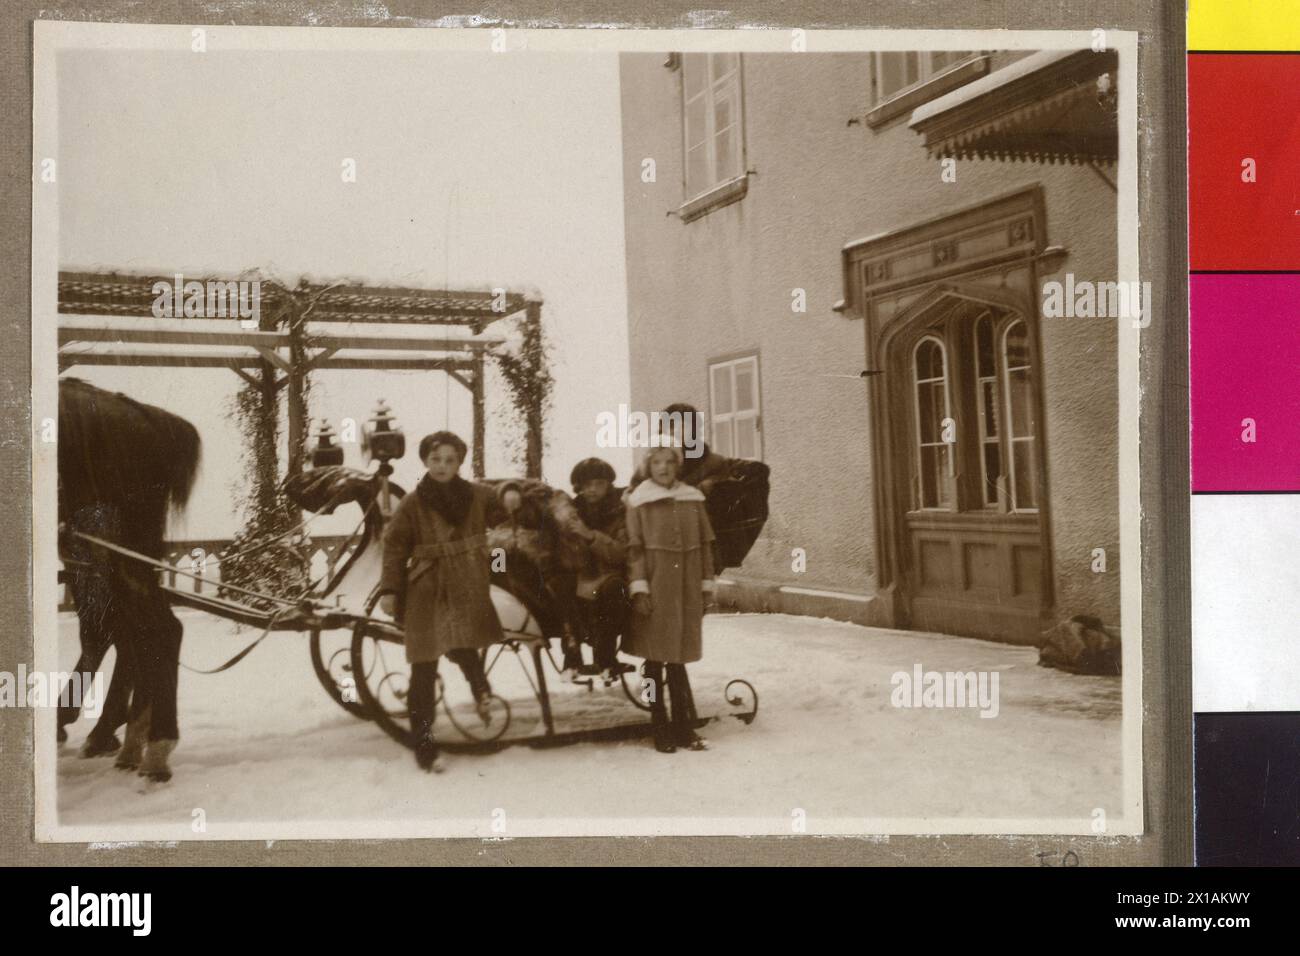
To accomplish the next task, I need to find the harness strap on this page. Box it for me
[180,626,273,674]
[70,531,301,608]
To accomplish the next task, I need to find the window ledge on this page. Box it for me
[865,55,991,130]
[678,174,749,223]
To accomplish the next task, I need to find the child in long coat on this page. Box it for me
[624,445,716,753]
[567,457,631,683]
[378,431,517,772]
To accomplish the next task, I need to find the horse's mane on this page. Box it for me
[58,377,201,555]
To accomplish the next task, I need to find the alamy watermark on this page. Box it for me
[1042,274,1150,329]
[890,663,1000,718]
[151,274,262,328]
[0,666,104,717]
[50,886,151,936]
[594,404,705,458]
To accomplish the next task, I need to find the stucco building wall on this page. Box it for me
[618,50,1121,634]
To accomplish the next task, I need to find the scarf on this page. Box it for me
[416,473,474,528]
[574,485,625,532]
[626,478,706,508]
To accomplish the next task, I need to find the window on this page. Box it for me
[907,306,1039,515]
[875,51,975,102]
[1001,320,1038,512]
[912,336,953,510]
[866,51,989,128]
[709,354,762,461]
[682,53,745,202]
[973,312,1001,508]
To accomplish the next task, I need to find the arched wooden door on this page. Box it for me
[883,290,1050,643]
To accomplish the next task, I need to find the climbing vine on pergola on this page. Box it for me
[57,271,550,597]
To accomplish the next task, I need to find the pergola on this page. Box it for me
[57,271,546,480]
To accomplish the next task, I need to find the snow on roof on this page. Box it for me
[909,49,1082,126]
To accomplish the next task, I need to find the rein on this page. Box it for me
[65,494,379,674]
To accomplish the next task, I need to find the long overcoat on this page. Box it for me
[630,442,771,570]
[623,480,716,664]
[378,482,503,664]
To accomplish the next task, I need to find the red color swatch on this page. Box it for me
[1188,54,1300,271]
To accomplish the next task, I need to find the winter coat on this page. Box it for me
[629,443,771,570]
[623,480,716,664]
[572,485,629,600]
[378,480,504,664]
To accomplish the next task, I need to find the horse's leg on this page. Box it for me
[138,587,182,782]
[58,571,111,741]
[115,704,150,771]
[57,642,103,743]
[81,646,132,758]
[112,601,151,771]
[73,571,134,755]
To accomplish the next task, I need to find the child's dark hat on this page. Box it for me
[570,457,616,491]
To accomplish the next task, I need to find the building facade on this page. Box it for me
[618,49,1121,644]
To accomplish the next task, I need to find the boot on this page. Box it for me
[475,692,494,728]
[408,662,444,773]
[560,639,583,683]
[644,661,675,753]
[448,650,494,726]
[668,664,707,751]
[414,736,444,773]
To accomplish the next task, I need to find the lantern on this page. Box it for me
[361,399,406,464]
[310,420,346,468]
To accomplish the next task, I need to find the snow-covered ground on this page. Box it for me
[52,609,1124,839]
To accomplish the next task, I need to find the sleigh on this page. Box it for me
[154,466,759,755]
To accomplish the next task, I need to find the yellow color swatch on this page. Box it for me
[1188,0,1300,50]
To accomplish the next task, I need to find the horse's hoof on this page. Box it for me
[80,734,122,759]
[57,726,67,744]
[137,738,176,783]
[115,744,144,770]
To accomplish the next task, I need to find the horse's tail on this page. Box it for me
[157,410,201,513]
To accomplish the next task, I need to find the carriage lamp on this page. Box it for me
[310,421,346,467]
[361,399,406,464]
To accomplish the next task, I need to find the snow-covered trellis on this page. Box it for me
[57,271,549,480]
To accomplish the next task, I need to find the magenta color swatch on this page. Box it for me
[1191,274,1300,492]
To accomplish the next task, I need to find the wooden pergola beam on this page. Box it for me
[311,357,477,373]
[56,271,532,329]
[471,358,485,479]
[59,353,267,371]
[255,345,292,373]
[59,350,479,374]
[231,367,262,390]
[58,325,503,354]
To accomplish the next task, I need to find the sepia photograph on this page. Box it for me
[30,23,1141,840]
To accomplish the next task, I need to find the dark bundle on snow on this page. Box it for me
[1038,615,1121,676]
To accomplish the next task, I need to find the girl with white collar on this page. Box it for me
[624,444,717,753]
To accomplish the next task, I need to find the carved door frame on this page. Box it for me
[839,185,1059,640]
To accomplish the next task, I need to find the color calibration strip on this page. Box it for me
[1188,0,1300,865]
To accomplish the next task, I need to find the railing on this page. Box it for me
[57,534,359,612]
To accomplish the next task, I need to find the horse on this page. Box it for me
[57,378,201,782]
